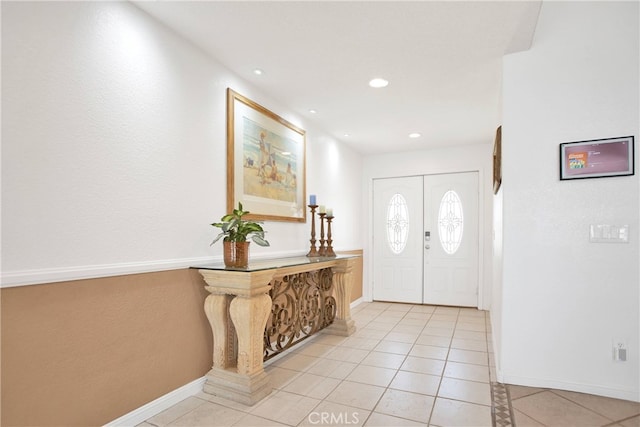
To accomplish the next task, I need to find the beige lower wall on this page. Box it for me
[1,269,212,427]
[1,251,364,426]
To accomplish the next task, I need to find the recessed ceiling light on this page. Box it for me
[343,133,350,137]
[253,68,264,75]
[409,133,421,138]
[309,109,317,114]
[369,78,389,88]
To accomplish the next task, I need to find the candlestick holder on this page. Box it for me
[318,212,327,256]
[325,215,336,257]
[306,205,319,257]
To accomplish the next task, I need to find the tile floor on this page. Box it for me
[138,302,640,427]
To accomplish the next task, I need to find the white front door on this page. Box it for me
[372,176,423,303]
[372,172,479,307]
[423,172,478,307]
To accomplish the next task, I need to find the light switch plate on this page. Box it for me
[590,224,629,243]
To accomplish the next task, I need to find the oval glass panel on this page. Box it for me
[386,193,409,254]
[438,190,464,255]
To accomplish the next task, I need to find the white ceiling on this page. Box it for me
[133,1,541,154]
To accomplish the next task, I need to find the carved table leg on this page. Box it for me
[203,292,235,369]
[325,258,356,336]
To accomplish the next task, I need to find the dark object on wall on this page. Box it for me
[493,126,502,194]
[560,136,634,180]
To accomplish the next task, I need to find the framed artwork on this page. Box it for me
[493,126,502,194]
[227,88,306,222]
[559,136,634,180]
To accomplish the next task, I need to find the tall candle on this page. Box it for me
[309,194,316,205]
[326,208,333,216]
[318,205,326,214]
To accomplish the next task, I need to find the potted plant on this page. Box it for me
[210,202,270,268]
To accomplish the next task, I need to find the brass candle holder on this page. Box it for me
[318,212,327,256]
[306,205,319,257]
[325,215,336,257]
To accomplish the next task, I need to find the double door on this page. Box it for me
[373,172,479,306]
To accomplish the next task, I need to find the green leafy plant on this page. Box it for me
[210,202,270,247]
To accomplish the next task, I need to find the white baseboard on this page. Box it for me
[104,376,206,427]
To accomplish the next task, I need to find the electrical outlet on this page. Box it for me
[613,342,627,362]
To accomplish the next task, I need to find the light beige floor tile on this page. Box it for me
[147,396,207,426]
[409,344,449,360]
[377,311,406,319]
[450,338,487,352]
[168,401,245,426]
[392,324,424,334]
[389,370,441,396]
[298,401,369,426]
[324,346,369,363]
[430,397,492,427]
[249,390,320,426]
[447,348,488,366]
[346,364,397,387]
[364,321,396,332]
[340,336,381,351]
[295,342,336,357]
[135,422,156,427]
[507,384,547,400]
[438,377,491,406]
[384,331,419,344]
[272,353,320,372]
[313,333,350,346]
[306,358,357,379]
[265,366,302,390]
[325,381,386,410]
[402,313,430,322]
[453,329,486,341]
[353,328,388,340]
[233,413,289,426]
[409,305,436,314]
[361,351,406,369]
[374,388,434,423]
[364,412,426,426]
[374,340,413,355]
[416,334,451,348]
[422,326,454,338]
[511,390,610,426]
[282,372,340,399]
[443,361,490,383]
[427,320,456,329]
[386,304,412,312]
[194,392,252,413]
[512,409,545,426]
[430,313,458,322]
[620,415,640,426]
[400,355,445,376]
[456,321,486,332]
[553,390,640,421]
[434,307,460,314]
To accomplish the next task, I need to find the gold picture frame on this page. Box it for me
[227,88,306,222]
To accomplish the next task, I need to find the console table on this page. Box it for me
[193,255,358,405]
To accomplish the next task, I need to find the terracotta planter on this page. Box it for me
[223,241,250,268]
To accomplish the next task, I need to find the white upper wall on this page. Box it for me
[1,1,363,286]
[501,1,639,401]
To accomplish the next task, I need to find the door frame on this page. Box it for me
[365,168,487,310]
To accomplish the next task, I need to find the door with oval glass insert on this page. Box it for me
[372,176,424,303]
[424,172,478,307]
[373,172,478,306]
